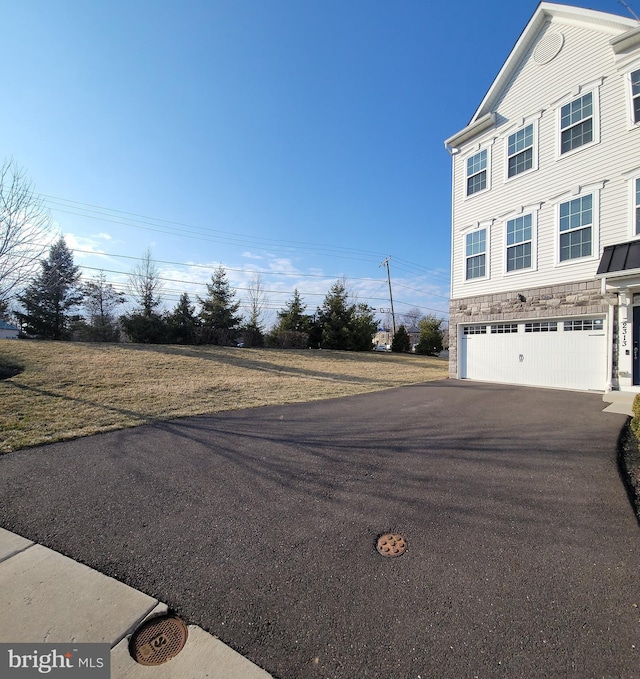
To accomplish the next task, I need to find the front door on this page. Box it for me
[634,307,640,385]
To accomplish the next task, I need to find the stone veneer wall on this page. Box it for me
[448,279,608,379]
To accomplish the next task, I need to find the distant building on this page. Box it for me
[0,320,19,339]
[374,326,393,349]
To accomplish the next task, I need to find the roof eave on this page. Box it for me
[444,112,496,153]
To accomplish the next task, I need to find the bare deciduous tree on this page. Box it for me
[128,247,163,316]
[0,158,52,313]
[246,273,268,331]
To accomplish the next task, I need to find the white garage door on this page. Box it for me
[459,318,607,391]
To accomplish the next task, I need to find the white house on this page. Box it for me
[0,320,19,340]
[445,2,640,393]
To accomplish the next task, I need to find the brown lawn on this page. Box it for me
[0,340,448,453]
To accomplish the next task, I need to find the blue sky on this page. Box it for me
[3,0,635,327]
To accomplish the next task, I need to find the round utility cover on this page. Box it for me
[129,615,188,666]
[376,533,407,557]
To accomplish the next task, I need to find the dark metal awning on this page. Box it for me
[597,240,640,276]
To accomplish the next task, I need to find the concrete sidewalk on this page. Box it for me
[0,527,273,678]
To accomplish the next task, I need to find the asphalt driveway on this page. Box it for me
[1,380,639,678]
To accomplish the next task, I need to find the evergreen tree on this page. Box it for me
[275,289,310,333]
[316,281,377,351]
[79,271,124,342]
[351,303,378,351]
[318,281,351,350]
[120,312,168,344]
[391,325,411,353]
[267,289,312,348]
[15,237,83,339]
[167,292,199,345]
[197,266,241,345]
[415,314,445,356]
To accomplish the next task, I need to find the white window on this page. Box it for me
[631,68,640,125]
[560,92,595,154]
[491,323,517,333]
[465,229,487,279]
[559,194,593,262]
[466,150,488,196]
[507,124,534,178]
[506,214,533,272]
[463,325,487,335]
[564,319,603,331]
[525,321,557,332]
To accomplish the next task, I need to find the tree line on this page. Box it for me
[9,236,384,351]
[0,158,446,354]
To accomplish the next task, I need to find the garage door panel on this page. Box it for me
[460,320,606,391]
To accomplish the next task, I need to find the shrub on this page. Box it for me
[631,394,640,436]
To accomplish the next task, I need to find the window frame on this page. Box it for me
[525,321,558,333]
[629,67,640,128]
[464,147,491,198]
[556,191,599,266]
[563,318,604,332]
[504,212,536,275]
[556,87,600,158]
[505,121,537,181]
[464,227,489,282]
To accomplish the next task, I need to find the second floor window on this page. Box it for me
[559,194,592,261]
[507,124,533,177]
[560,92,593,154]
[466,229,486,279]
[466,150,487,196]
[632,69,640,124]
[506,214,533,271]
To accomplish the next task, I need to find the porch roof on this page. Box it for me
[597,241,640,277]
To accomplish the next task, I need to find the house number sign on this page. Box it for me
[621,321,628,348]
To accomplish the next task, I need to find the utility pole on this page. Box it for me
[380,256,396,335]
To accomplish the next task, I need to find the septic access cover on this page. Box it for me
[129,615,188,666]
[376,533,407,557]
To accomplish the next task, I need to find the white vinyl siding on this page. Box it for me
[449,20,640,300]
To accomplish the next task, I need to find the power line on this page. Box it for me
[77,265,449,317]
[65,246,387,283]
[38,192,449,280]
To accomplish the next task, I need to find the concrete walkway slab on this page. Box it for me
[0,526,33,561]
[0,543,158,644]
[111,625,273,679]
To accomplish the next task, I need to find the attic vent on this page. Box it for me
[533,32,564,65]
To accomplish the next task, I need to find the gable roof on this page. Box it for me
[445,2,638,150]
[472,2,637,122]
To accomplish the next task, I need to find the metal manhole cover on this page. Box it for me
[376,533,407,557]
[129,615,189,666]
